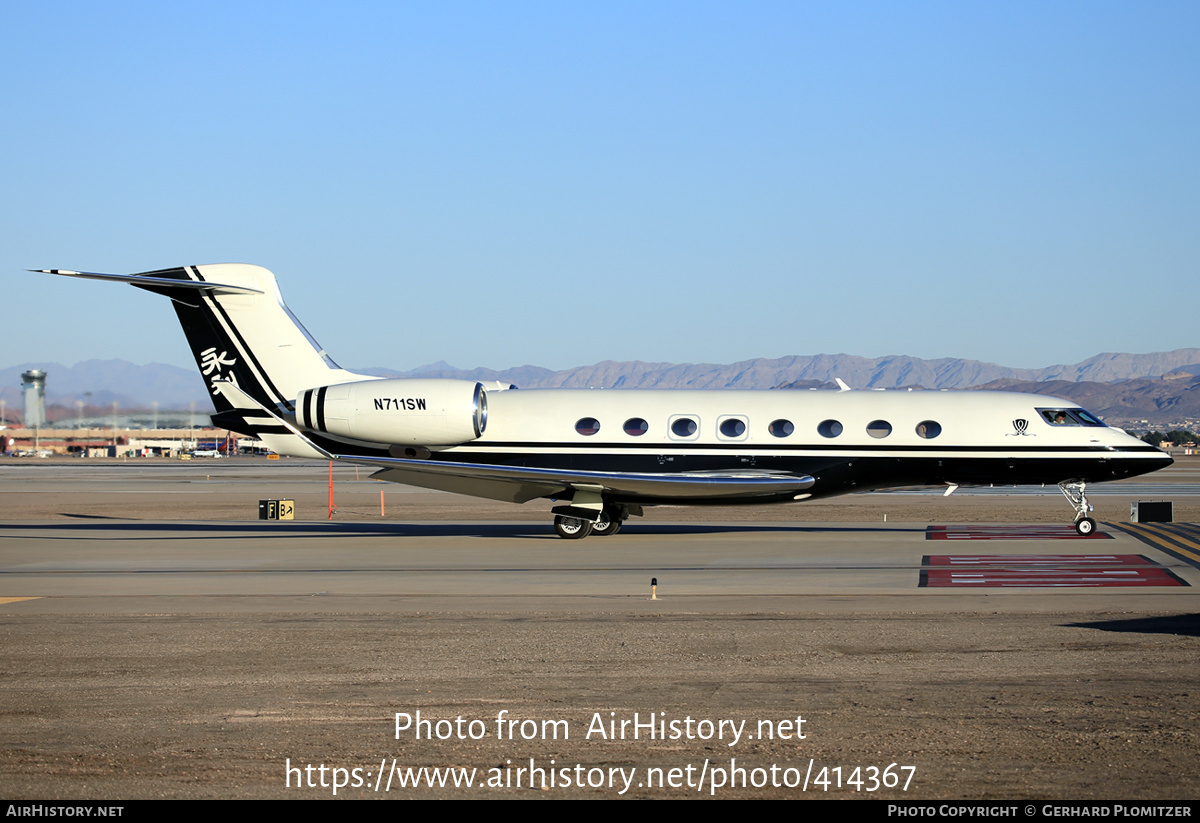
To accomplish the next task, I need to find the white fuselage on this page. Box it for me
[422,387,1166,503]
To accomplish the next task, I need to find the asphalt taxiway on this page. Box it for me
[1,518,1198,610]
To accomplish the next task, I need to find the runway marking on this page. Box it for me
[0,597,42,604]
[925,554,1155,566]
[920,554,1187,588]
[926,524,1113,540]
[1106,522,1200,569]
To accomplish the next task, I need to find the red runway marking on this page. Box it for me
[926,554,1154,567]
[919,553,1185,587]
[926,525,1112,540]
[922,568,1182,587]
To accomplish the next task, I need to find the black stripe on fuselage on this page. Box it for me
[437,451,1164,489]
[300,389,314,430]
[315,386,328,432]
[467,440,1162,454]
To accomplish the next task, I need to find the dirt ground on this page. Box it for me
[2,610,1198,799]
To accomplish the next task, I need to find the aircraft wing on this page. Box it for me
[335,454,815,504]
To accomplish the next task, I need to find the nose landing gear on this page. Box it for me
[1059,481,1097,536]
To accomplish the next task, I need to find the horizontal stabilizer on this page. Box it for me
[30,269,263,295]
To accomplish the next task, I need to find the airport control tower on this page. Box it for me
[21,369,47,428]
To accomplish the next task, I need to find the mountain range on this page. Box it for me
[4,348,1200,427]
[377,349,1200,391]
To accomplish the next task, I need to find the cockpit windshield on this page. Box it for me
[1037,408,1106,427]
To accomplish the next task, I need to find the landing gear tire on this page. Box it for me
[1075,517,1097,537]
[554,515,593,539]
[591,509,623,537]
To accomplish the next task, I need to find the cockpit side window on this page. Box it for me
[1037,408,1106,427]
[1041,409,1072,425]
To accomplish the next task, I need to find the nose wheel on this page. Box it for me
[1059,482,1097,536]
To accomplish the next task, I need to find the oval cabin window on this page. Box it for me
[575,417,600,436]
[719,418,746,438]
[671,418,698,437]
[866,420,892,438]
[817,419,843,438]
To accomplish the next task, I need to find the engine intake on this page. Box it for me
[297,378,487,445]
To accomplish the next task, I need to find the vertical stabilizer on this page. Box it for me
[36,264,371,415]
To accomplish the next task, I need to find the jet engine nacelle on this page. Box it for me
[297,378,487,446]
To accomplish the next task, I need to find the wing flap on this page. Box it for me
[339,454,815,504]
[369,466,564,503]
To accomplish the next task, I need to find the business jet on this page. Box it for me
[33,264,1172,538]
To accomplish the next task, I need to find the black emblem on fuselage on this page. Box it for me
[1007,418,1034,436]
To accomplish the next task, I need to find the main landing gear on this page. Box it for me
[1059,481,1097,536]
[552,506,628,539]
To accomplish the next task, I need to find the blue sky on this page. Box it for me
[4,2,1197,374]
